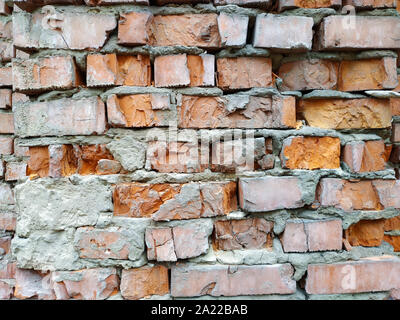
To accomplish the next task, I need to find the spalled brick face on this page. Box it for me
[3,0,400,302]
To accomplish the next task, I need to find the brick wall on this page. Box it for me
[1,0,400,300]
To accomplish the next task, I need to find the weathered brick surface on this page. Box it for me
[5,0,400,301]
[14,97,106,137]
[281,219,342,252]
[113,181,237,220]
[178,95,296,129]
[120,265,169,300]
[213,218,273,250]
[217,57,272,90]
[342,140,390,172]
[280,136,340,170]
[13,56,82,93]
[171,264,296,297]
[298,98,392,129]
[253,14,313,51]
[306,256,400,294]
[316,16,400,50]
[239,176,305,212]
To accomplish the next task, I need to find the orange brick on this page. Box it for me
[345,219,385,247]
[120,265,169,300]
[342,140,390,172]
[87,54,151,87]
[217,57,272,90]
[298,98,392,129]
[338,58,398,91]
[280,136,340,170]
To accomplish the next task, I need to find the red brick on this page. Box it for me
[14,97,106,137]
[239,176,304,212]
[0,40,14,62]
[171,264,296,297]
[0,89,11,109]
[87,54,151,87]
[298,98,392,129]
[5,162,26,181]
[278,59,339,91]
[146,224,211,261]
[113,181,237,220]
[86,0,149,4]
[107,94,171,128]
[316,16,400,50]
[306,255,400,294]
[279,0,341,10]
[178,95,296,129]
[217,57,272,90]
[217,13,248,47]
[338,58,398,91]
[0,66,11,87]
[120,265,169,300]
[0,161,3,177]
[154,54,214,88]
[317,178,400,211]
[253,14,313,51]
[0,18,11,39]
[0,137,13,155]
[213,218,274,250]
[52,268,119,300]
[13,56,82,93]
[147,141,208,173]
[342,140,390,172]
[145,228,176,262]
[280,136,340,170]
[0,235,11,255]
[0,112,13,134]
[118,11,153,46]
[0,261,15,279]
[75,226,131,260]
[0,0,10,14]
[343,0,396,7]
[150,14,221,48]
[14,11,117,50]
[345,219,385,247]
[281,219,342,252]
[392,98,400,116]
[211,138,274,172]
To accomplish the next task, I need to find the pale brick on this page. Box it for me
[171,264,296,297]
[0,66,11,87]
[0,183,14,205]
[120,266,169,300]
[239,176,305,212]
[0,88,11,109]
[14,269,55,299]
[13,56,82,93]
[253,14,313,51]
[145,228,176,262]
[14,11,117,50]
[316,16,400,50]
[5,162,26,181]
[306,256,400,294]
[0,211,16,231]
[14,97,106,137]
[0,113,13,134]
[0,136,13,155]
[217,13,248,47]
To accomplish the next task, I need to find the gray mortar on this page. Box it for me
[279,8,338,25]
[216,45,270,58]
[307,292,390,300]
[301,90,367,99]
[176,289,306,300]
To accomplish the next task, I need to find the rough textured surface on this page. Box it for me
[3,0,400,302]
